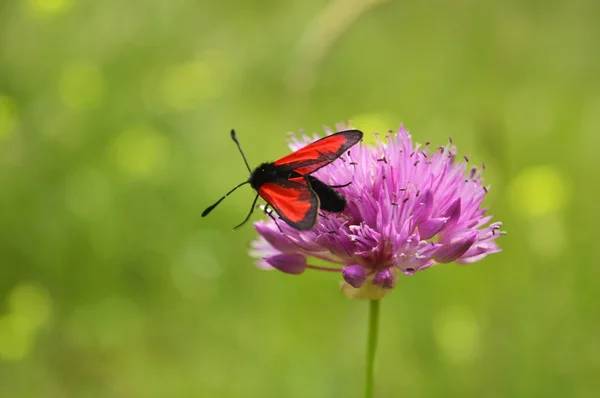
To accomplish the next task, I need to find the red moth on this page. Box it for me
[202,129,363,230]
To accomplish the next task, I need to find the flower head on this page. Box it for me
[250,123,504,299]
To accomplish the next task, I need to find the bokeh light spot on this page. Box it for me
[0,283,53,362]
[59,61,105,110]
[434,306,480,364]
[8,283,53,329]
[350,113,395,145]
[110,126,170,179]
[25,0,73,17]
[508,165,569,218]
[0,317,33,361]
[0,95,17,142]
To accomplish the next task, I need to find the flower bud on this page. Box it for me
[342,264,367,288]
[264,253,307,274]
[372,268,396,289]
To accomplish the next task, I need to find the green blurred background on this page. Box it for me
[1,0,598,397]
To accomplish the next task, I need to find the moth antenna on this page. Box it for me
[230,129,252,173]
[201,181,249,217]
[233,194,259,230]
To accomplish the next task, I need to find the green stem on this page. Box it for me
[364,299,380,398]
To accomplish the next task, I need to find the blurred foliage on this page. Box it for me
[1,0,599,397]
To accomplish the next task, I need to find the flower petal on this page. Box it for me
[442,198,462,231]
[413,190,434,223]
[456,241,502,264]
[433,231,478,263]
[418,217,448,240]
[254,221,298,252]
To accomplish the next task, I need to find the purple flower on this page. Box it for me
[250,123,504,299]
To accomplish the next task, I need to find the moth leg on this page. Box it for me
[233,194,259,230]
[260,204,283,233]
[329,181,352,188]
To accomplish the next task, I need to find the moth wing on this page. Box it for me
[258,176,319,230]
[274,130,363,175]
